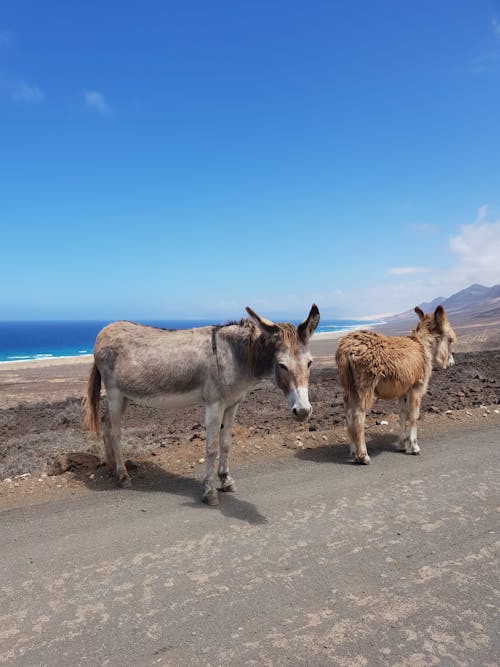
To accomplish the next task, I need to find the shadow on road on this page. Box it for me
[295,433,400,465]
[65,458,268,526]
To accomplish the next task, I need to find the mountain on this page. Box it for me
[388,283,500,324]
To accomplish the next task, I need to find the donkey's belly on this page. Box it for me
[375,380,411,400]
[129,389,204,410]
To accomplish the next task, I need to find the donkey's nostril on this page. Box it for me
[292,407,298,416]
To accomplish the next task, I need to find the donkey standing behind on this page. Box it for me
[335,306,456,464]
[84,305,320,504]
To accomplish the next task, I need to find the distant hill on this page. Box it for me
[387,283,500,325]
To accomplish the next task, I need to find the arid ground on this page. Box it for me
[1,322,499,508]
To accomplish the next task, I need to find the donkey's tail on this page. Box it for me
[83,363,101,435]
[336,348,357,402]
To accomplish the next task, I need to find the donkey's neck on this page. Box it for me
[222,323,277,380]
[409,329,434,375]
[249,333,277,378]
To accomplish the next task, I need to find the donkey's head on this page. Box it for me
[246,304,320,421]
[414,305,456,369]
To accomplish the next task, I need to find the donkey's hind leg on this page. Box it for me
[106,391,130,487]
[345,402,370,464]
[102,397,129,471]
[218,402,239,493]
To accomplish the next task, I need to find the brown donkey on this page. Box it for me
[335,306,456,463]
[84,305,320,505]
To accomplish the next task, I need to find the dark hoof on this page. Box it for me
[202,490,219,506]
[354,455,370,465]
[220,482,236,493]
[118,476,132,488]
[411,450,421,456]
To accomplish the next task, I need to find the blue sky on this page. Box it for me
[1,1,500,321]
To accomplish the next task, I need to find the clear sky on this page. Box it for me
[1,1,500,320]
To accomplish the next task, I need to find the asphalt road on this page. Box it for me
[1,424,499,666]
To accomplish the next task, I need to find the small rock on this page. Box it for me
[322,435,328,441]
[378,420,389,426]
[198,458,205,464]
[444,410,453,414]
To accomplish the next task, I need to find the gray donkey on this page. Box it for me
[84,305,320,504]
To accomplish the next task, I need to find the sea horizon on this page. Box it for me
[0,318,385,363]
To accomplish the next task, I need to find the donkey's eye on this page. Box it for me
[278,363,288,371]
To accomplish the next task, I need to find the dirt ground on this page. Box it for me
[1,344,499,511]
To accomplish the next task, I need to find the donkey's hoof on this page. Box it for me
[202,490,219,506]
[410,450,421,456]
[220,482,236,493]
[355,455,371,465]
[118,476,132,488]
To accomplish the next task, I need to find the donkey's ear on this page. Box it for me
[433,305,446,331]
[298,304,320,343]
[245,307,280,335]
[414,306,425,321]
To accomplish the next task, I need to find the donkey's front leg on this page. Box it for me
[398,395,410,452]
[218,402,240,493]
[202,403,224,505]
[406,388,423,455]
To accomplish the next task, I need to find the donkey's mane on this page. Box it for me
[220,318,301,376]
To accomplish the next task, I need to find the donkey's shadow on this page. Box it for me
[296,433,400,466]
[68,458,268,526]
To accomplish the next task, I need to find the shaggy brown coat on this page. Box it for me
[336,305,456,463]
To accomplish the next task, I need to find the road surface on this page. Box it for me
[1,423,499,666]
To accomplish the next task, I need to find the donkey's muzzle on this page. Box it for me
[292,405,312,422]
[289,387,312,421]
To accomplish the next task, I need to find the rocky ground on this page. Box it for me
[1,350,499,496]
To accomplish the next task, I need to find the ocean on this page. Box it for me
[0,318,384,363]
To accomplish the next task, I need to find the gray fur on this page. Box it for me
[84,306,320,504]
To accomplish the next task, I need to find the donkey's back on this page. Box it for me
[93,321,214,401]
[336,329,428,404]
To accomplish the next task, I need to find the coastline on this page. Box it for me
[0,354,93,371]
